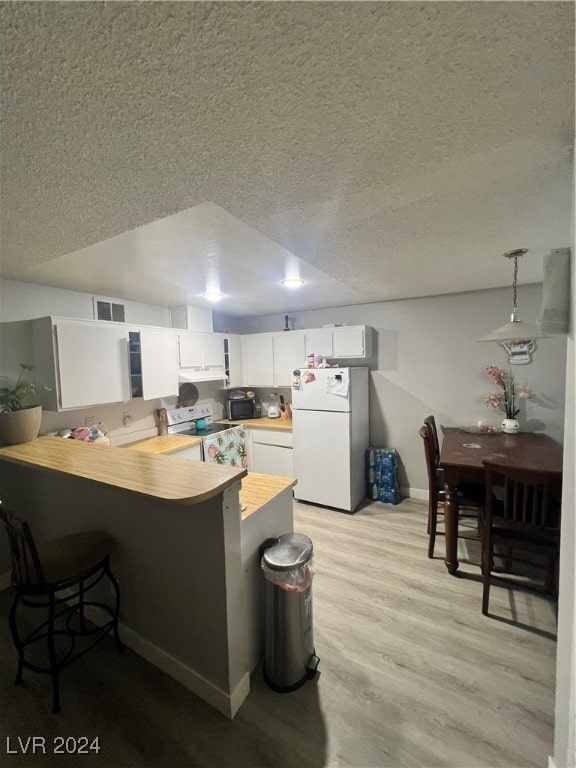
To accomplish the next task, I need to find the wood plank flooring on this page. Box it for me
[0,498,557,768]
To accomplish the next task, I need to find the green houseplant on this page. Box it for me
[0,364,43,445]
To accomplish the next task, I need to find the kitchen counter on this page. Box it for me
[0,433,293,719]
[239,472,296,520]
[122,435,295,521]
[0,435,244,504]
[219,417,292,431]
[124,434,203,454]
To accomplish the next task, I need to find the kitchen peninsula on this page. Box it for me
[0,436,295,717]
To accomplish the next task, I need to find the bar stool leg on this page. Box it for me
[78,580,86,632]
[106,564,123,652]
[9,592,24,685]
[47,590,60,714]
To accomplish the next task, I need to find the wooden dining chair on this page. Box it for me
[481,461,562,616]
[423,415,440,467]
[420,422,483,559]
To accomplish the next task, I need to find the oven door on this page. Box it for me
[203,426,248,468]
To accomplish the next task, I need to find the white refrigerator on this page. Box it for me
[292,367,369,512]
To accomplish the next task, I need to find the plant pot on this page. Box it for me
[0,405,42,445]
[501,418,520,435]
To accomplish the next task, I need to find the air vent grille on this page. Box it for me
[93,298,126,322]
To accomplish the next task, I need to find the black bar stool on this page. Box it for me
[0,503,123,713]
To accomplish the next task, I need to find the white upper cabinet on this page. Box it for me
[178,331,204,368]
[304,328,334,358]
[32,318,131,410]
[241,334,274,386]
[178,331,225,381]
[224,335,243,388]
[31,317,179,410]
[333,325,373,358]
[138,327,179,400]
[272,332,305,386]
[202,333,224,368]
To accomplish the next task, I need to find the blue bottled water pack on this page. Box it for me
[365,448,400,504]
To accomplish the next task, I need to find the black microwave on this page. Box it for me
[227,397,258,421]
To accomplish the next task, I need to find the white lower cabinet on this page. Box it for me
[172,444,203,461]
[249,429,293,477]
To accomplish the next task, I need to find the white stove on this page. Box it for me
[165,403,234,438]
[165,403,214,435]
[164,402,248,468]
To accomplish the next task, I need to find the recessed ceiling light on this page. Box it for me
[203,291,223,302]
[281,278,305,288]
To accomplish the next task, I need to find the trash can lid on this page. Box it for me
[262,533,313,571]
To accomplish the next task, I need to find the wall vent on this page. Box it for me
[93,297,126,322]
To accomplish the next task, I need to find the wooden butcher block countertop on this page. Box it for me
[239,473,297,520]
[219,417,293,431]
[0,435,245,505]
[125,434,203,454]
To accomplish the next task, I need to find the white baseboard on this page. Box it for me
[120,622,250,719]
[85,605,250,719]
[400,487,428,501]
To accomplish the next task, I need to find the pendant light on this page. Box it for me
[478,248,544,342]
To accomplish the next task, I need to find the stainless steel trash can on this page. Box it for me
[261,533,320,692]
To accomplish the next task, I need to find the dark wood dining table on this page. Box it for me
[439,427,563,574]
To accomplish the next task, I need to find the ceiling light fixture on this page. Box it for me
[281,278,305,288]
[478,249,544,343]
[203,291,223,302]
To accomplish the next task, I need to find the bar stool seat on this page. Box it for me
[0,504,122,713]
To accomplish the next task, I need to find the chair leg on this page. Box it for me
[47,591,60,714]
[481,532,491,616]
[106,565,123,653]
[9,591,24,685]
[428,502,439,558]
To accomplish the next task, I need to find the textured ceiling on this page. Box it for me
[1,1,574,316]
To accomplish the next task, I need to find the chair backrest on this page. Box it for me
[483,461,562,532]
[0,504,45,586]
[423,415,440,465]
[419,423,439,505]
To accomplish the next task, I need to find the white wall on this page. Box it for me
[0,279,170,326]
[216,283,567,494]
[552,257,575,763]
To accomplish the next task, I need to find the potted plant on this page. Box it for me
[484,365,531,434]
[0,363,43,445]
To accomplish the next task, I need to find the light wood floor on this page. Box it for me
[0,498,557,768]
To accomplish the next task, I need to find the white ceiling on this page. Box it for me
[1,2,573,317]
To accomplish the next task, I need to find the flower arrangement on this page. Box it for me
[485,365,530,419]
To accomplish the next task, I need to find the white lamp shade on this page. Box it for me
[478,317,544,342]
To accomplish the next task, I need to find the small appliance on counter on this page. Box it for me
[267,394,281,419]
[226,390,260,421]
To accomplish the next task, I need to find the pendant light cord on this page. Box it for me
[512,255,518,313]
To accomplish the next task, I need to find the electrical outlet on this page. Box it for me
[85,416,95,427]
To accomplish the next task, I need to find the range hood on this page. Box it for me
[178,367,226,383]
